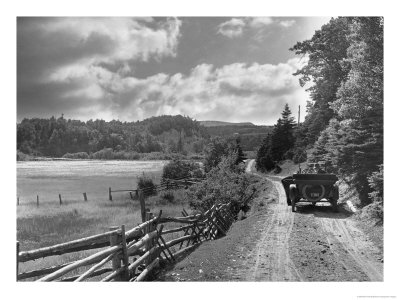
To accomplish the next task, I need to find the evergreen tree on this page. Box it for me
[234,135,246,165]
[256,104,296,171]
[269,104,296,161]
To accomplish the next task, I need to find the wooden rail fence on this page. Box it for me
[108,175,201,201]
[17,192,91,206]
[17,193,235,282]
[17,176,202,206]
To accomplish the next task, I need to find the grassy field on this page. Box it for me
[17,160,168,204]
[17,160,194,280]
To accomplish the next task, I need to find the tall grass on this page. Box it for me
[17,190,192,281]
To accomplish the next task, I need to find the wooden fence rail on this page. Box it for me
[17,200,236,282]
[108,176,202,201]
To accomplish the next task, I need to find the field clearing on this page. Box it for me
[17,160,168,205]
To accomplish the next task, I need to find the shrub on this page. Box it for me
[256,152,275,172]
[162,159,204,187]
[283,149,294,160]
[187,154,204,160]
[292,147,307,163]
[185,153,254,214]
[160,190,175,203]
[90,148,114,160]
[273,165,282,174]
[142,152,174,160]
[62,152,89,159]
[137,175,157,197]
[17,150,30,161]
[360,202,383,224]
[204,137,231,173]
[368,164,383,203]
[112,151,141,160]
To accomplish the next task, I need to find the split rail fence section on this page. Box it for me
[109,176,201,201]
[17,200,236,282]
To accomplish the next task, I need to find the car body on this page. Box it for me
[281,173,339,212]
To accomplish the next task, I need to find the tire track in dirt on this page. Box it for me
[246,167,303,281]
[317,212,383,281]
[245,160,382,281]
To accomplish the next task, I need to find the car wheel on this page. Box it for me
[330,199,339,212]
[289,184,297,212]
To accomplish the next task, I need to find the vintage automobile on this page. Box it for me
[281,163,339,212]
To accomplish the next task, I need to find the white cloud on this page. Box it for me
[279,20,296,28]
[43,17,181,82]
[249,17,274,28]
[217,18,246,38]
[217,17,296,39]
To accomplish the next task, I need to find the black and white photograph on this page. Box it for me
[5,0,397,299]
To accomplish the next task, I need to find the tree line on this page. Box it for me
[17,114,268,159]
[17,115,208,158]
[256,17,383,211]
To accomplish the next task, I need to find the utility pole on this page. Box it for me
[298,105,301,174]
[298,105,300,128]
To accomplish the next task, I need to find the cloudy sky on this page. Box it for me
[17,16,331,125]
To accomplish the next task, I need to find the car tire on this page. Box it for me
[331,184,339,212]
[331,200,339,212]
[289,184,297,212]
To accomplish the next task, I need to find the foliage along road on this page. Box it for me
[245,159,383,281]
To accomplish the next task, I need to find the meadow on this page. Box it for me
[17,160,192,279]
[17,160,169,205]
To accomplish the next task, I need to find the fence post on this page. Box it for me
[120,225,129,281]
[16,241,20,281]
[109,226,121,281]
[144,211,152,265]
[83,192,87,202]
[109,188,112,201]
[36,195,39,207]
[139,191,146,222]
[59,194,62,205]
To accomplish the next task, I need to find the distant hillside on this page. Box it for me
[199,121,255,127]
[17,114,271,157]
[17,115,207,157]
[203,122,273,151]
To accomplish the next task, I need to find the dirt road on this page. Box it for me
[245,159,383,281]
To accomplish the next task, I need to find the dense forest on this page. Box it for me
[17,115,208,158]
[17,114,267,159]
[17,109,273,159]
[256,17,383,213]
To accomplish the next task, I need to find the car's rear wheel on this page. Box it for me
[289,184,297,212]
[331,199,338,212]
[291,197,296,212]
[331,185,339,212]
